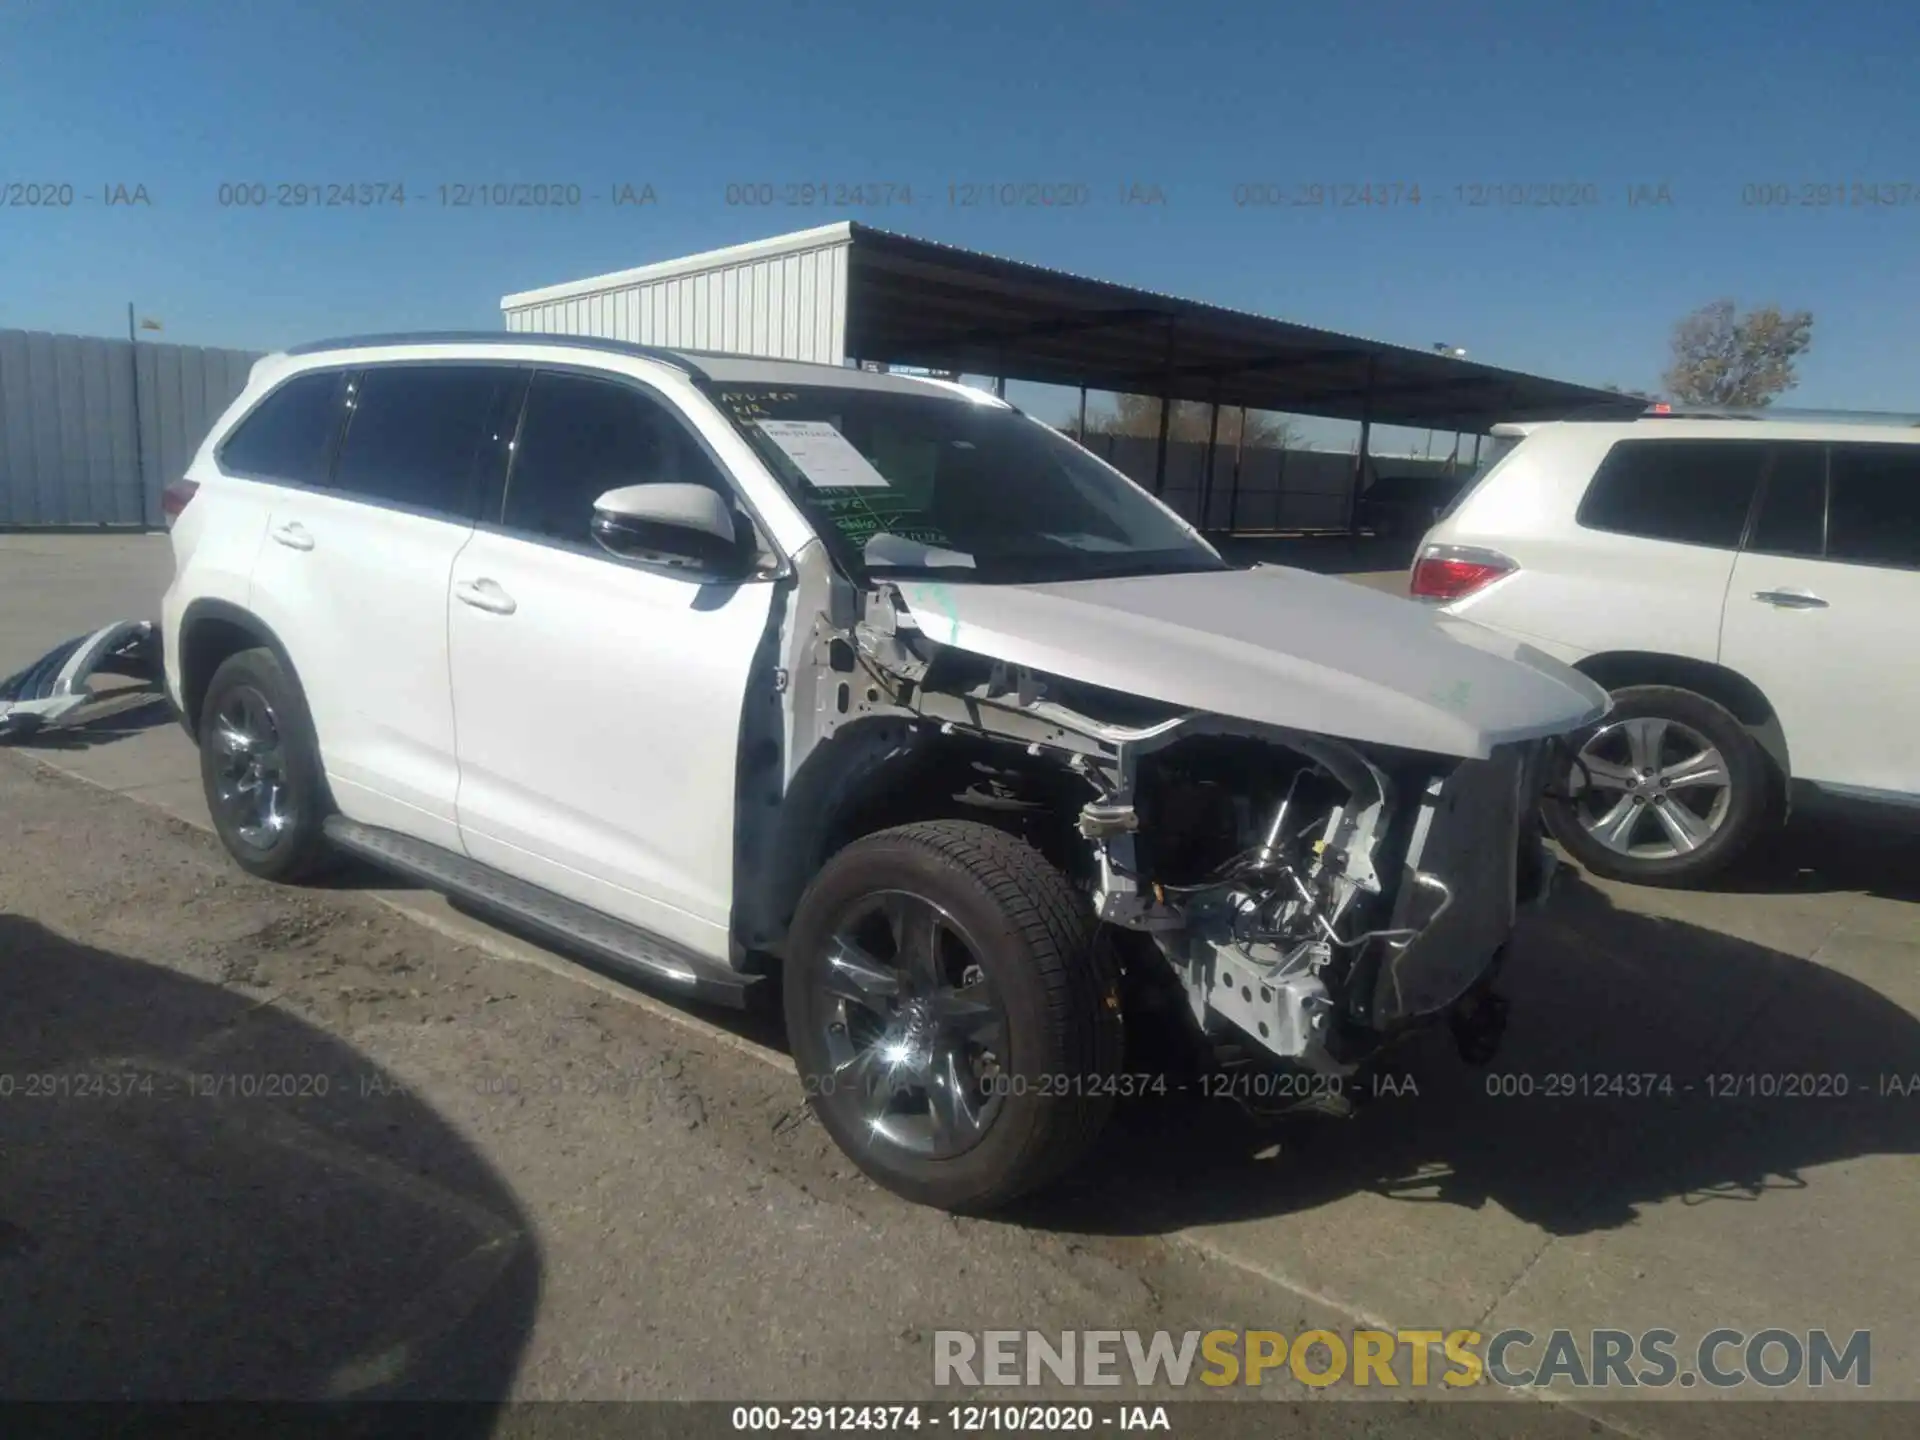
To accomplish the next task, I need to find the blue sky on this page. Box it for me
[3,0,1914,449]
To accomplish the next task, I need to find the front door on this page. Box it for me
[447,369,780,961]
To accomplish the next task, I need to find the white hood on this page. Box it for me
[892,566,1608,759]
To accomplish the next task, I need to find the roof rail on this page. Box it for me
[281,330,707,377]
[1640,401,1920,426]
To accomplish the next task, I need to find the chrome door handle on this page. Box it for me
[453,578,517,616]
[269,521,314,552]
[1752,588,1828,610]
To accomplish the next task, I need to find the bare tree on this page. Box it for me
[1074,395,1299,450]
[1661,300,1813,408]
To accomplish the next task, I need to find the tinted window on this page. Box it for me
[1827,443,1920,569]
[330,365,521,518]
[502,372,735,545]
[1746,444,1827,558]
[219,370,349,484]
[1576,440,1766,549]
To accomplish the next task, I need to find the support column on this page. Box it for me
[1152,319,1176,496]
[1226,407,1246,532]
[1197,400,1220,529]
[1345,358,1376,540]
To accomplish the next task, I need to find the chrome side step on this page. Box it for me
[321,816,759,1008]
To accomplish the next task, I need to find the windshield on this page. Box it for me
[702,382,1229,585]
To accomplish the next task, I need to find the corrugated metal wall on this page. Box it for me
[502,240,851,364]
[0,330,261,527]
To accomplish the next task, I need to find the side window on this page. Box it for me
[329,365,522,518]
[501,371,736,546]
[1745,443,1827,558]
[1826,444,1920,570]
[218,370,349,484]
[1575,439,1767,549]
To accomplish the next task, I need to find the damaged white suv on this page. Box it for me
[162,334,1608,1210]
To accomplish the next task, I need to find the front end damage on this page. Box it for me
[778,577,1563,1085]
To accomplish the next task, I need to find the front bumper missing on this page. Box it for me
[0,621,163,742]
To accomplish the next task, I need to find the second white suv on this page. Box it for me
[1413,412,1920,886]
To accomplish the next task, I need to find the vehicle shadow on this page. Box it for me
[1015,873,1920,1239]
[1,688,174,750]
[1703,806,1920,906]
[0,913,540,1410]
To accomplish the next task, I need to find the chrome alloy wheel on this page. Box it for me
[813,890,1010,1160]
[1568,715,1732,860]
[209,685,294,848]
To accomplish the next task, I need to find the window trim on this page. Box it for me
[481,362,793,584]
[1574,437,1771,552]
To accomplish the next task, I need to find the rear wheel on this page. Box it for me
[784,820,1122,1212]
[198,648,333,882]
[1543,684,1772,888]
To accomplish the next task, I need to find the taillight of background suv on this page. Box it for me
[1409,543,1516,603]
[160,480,199,529]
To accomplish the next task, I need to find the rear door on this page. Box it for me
[247,362,523,850]
[1720,441,1920,796]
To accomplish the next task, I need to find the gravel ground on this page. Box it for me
[0,752,1373,1405]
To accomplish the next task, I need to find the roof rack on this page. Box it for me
[280,330,708,378]
[1639,402,1920,426]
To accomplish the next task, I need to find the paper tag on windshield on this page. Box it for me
[753,419,892,489]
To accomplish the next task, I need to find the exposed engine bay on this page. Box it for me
[769,571,1562,1081]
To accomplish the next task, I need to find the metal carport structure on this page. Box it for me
[502,221,1636,531]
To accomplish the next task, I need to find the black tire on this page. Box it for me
[1542,684,1773,888]
[197,647,334,883]
[784,820,1123,1212]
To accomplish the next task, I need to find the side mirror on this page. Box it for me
[590,483,747,579]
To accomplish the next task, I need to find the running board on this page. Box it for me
[321,816,759,1008]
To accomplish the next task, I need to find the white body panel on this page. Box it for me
[1719,552,1920,794]
[894,566,1609,758]
[160,474,275,715]
[248,489,474,851]
[446,532,778,962]
[501,222,853,364]
[1427,425,1736,664]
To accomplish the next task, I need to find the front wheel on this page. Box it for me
[784,820,1123,1212]
[1542,684,1773,888]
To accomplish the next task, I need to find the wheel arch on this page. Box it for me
[1572,649,1792,783]
[735,718,1090,956]
[177,599,309,741]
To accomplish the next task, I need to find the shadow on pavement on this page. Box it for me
[1706,807,1920,906]
[2,689,175,751]
[0,914,540,1409]
[1019,874,1920,1239]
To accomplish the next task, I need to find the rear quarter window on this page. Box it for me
[217,369,351,485]
[1575,439,1766,549]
